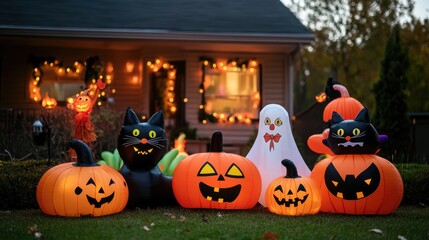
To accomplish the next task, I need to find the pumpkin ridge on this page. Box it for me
[372,155,386,215]
[37,164,67,215]
[54,165,75,216]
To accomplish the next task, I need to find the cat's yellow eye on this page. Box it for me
[149,130,157,138]
[337,128,344,136]
[352,128,361,136]
[274,117,283,126]
[264,117,271,125]
[132,129,140,136]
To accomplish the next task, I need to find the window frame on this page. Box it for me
[198,57,262,124]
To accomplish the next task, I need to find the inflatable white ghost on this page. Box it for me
[246,104,311,207]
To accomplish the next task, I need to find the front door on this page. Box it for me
[149,60,186,129]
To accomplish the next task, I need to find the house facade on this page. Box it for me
[0,0,314,150]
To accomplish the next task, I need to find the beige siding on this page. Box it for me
[0,45,142,112]
[0,44,292,149]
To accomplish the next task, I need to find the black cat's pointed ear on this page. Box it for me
[330,111,344,125]
[148,110,164,129]
[355,107,370,123]
[123,107,140,125]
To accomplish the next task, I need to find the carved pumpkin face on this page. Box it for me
[310,154,404,215]
[266,160,321,216]
[75,95,91,113]
[172,131,261,209]
[37,140,129,217]
[325,162,380,200]
[74,177,117,208]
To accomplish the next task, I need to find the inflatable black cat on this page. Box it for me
[323,107,380,154]
[118,107,177,208]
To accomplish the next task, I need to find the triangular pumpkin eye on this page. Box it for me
[109,179,115,185]
[198,162,217,176]
[297,184,306,192]
[225,163,244,178]
[86,178,96,186]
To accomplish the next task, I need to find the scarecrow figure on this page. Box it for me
[67,79,105,161]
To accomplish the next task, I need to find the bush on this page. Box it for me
[396,163,429,205]
[0,160,51,210]
[91,106,124,157]
[0,106,124,162]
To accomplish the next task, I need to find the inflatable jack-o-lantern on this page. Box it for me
[172,131,261,209]
[266,159,321,216]
[310,109,403,215]
[36,139,128,217]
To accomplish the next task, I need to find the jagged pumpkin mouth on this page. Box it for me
[86,192,115,208]
[199,182,241,203]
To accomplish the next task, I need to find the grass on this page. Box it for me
[1,205,428,240]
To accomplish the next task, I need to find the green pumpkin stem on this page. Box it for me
[70,139,99,167]
[209,131,223,152]
[282,159,300,178]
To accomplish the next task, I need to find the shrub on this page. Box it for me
[91,106,124,157]
[0,160,51,210]
[396,163,429,206]
[0,106,124,162]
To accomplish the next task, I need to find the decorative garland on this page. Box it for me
[147,59,177,119]
[198,56,260,124]
[28,55,114,107]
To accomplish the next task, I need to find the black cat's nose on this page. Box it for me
[141,138,148,144]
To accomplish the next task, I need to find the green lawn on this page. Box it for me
[1,205,427,240]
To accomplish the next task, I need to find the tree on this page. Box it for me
[285,0,414,112]
[402,19,429,112]
[373,24,410,161]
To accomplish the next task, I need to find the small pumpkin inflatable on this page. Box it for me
[310,109,403,215]
[266,159,321,216]
[37,140,129,217]
[172,131,261,209]
[308,84,364,156]
[322,84,364,123]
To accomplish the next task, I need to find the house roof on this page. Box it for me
[0,0,313,44]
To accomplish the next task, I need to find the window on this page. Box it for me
[38,65,85,102]
[199,57,261,124]
[28,56,114,107]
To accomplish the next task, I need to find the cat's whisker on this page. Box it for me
[351,133,366,138]
[122,143,136,147]
[151,143,165,149]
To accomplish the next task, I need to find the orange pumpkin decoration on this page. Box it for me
[172,131,261,209]
[308,84,364,155]
[310,153,403,215]
[322,84,364,122]
[265,159,321,216]
[37,140,129,217]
